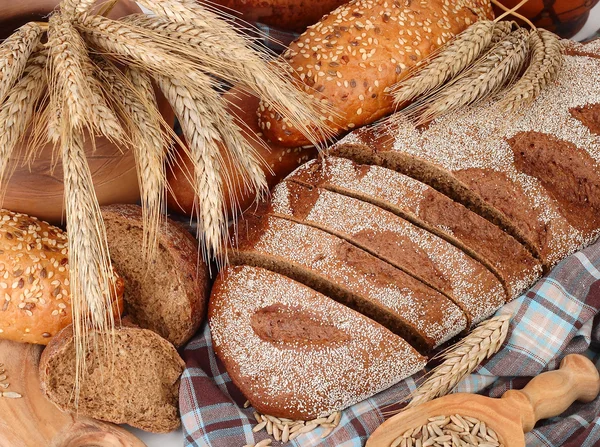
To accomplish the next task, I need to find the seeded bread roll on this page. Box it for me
[0,209,124,345]
[209,265,426,420]
[101,204,209,347]
[39,324,185,433]
[258,0,494,146]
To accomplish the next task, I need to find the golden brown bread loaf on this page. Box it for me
[258,0,494,146]
[167,87,316,217]
[0,209,124,345]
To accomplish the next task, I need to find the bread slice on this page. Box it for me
[209,265,426,420]
[329,55,600,268]
[288,157,541,300]
[101,204,209,347]
[269,181,506,325]
[39,324,185,433]
[232,212,467,353]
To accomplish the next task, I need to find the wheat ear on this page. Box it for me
[390,20,496,105]
[500,28,564,112]
[93,58,167,260]
[408,28,529,124]
[489,20,514,46]
[0,22,43,104]
[405,315,511,410]
[61,0,97,16]
[47,13,123,142]
[0,49,48,194]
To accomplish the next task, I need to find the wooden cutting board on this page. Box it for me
[0,339,145,447]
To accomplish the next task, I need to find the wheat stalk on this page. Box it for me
[47,13,123,142]
[0,49,48,195]
[405,315,511,410]
[390,20,496,105]
[408,28,529,124]
[0,22,43,105]
[93,58,167,260]
[500,28,564,112]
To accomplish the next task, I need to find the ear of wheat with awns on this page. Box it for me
[0,0,331,398]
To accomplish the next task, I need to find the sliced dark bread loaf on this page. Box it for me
[231,211,467,353]
[101,204,210,347]
[329,54,600,268]
[268,181,506,325]
[209,265,426,420]
[288,157,541,301]
[39,324,185,433]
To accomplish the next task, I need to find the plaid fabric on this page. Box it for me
[180,239,600,447]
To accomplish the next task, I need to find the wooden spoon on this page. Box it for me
[367,354,600,447]
[0,339,145,447]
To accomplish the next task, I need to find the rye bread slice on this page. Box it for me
[231,212,467,353]
[101,204,209,347]
[288,157,542,301]
[209,265,426,420]
[329,55,600,268]
[269,181,506,325]
[39,324,185,433]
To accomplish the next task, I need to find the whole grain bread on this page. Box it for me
[287,157,541,300]
[258,0,494,146]
[329,53,600,269]
[209,265,426,420]
[231,211,467,353]
[39,324,185,433]
[101,204,209,347]
[269,181,506,324]
[0,209,124,345]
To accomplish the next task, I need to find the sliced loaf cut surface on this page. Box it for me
[329,54,600,268]
[39,324,185,433]
[269,181,506,324]
[209,265,426,420]
[231,212,467,353]
[288,157,541,300]
[101,204,209,347]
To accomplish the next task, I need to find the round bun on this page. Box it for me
[0,209,124,345]
[167,86,317,217]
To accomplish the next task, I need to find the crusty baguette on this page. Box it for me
[258,0,494,146]
[39,324,185,433]
[209,265,426,420]
[0,209,124,345]
[101,204,209,347]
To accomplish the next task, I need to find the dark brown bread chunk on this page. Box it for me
[231,212,467,353]
[101,204,210,347]
[209,266,426,419]
[268,180,506,325]
[288,157,541,300]
[39,324,185,433]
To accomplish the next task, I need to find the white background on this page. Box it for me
[126,4,600,446]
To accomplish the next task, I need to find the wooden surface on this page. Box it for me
[0,339,145,447]
[367,354,600,447]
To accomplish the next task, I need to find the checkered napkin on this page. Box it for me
[179,237,600,447]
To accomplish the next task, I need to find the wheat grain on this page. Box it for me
[390,21,496,105]
[0,22,42,105]
[0,50,47,195]
[408,29,529,124]
[93,57,167,260]
[405,315,510,410]
[489,20,514,46]
[500,28,564,112]
[47,13,123,142]
[61,0,97,16]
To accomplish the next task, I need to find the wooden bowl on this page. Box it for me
[0,0,175,225]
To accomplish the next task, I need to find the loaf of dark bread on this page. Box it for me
[258,0,494,146]
[209,265,426,420]
[329,52,600,268]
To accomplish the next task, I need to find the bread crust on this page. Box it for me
[0,209,123,345]
[101,204,209,346]
[258,0,494,146]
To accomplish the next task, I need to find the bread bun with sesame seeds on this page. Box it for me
[0,209,124,345]
[258,0,494,147]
